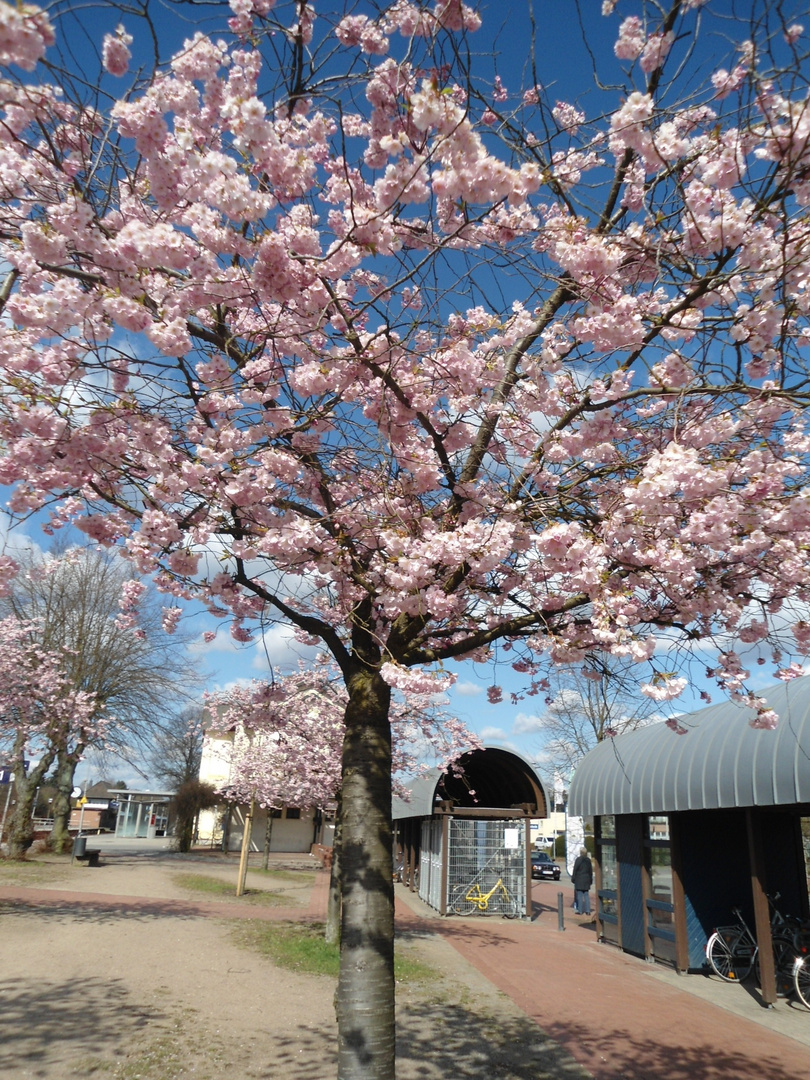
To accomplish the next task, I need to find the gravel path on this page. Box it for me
[0,851,579,1080]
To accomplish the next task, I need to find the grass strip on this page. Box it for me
[172,873,289,905]
[233,919,438,984]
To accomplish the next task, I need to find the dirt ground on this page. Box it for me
[0,850,588,1080]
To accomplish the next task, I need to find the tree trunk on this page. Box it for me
[262,809,274,871]
[336,670,394,1080]
[50,745,83,854]
[325,790,342,946]
[8,730,55,859]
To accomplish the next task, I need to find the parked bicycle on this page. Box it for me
[792,926,810,1009]
[451,875,520,918]
[705,895,801,997]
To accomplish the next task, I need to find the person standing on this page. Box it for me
[571,847,593,916]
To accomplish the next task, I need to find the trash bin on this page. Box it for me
[72,836,87,858]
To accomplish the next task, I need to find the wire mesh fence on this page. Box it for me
[447,817,526,916]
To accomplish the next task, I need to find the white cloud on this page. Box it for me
[454,681,484,697]
[479,725,509,741]
[251,623,320,671]
[512,712,544,734]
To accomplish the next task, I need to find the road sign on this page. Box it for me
[71,786,82,798]
[0,769,12,784]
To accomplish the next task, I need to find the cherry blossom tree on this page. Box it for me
[4,1,810,1074]
[207,659,473,925]
[0,615,100,857]
[1,545,200,852]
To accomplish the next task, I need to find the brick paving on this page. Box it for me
[395,882,810,1080]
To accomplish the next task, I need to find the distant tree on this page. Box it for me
[1,546,199,852]
[0,616,100,857]
[173,779,218,853]
[537,659,661,780]
[146,706,205,791]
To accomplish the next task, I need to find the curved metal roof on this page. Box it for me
[392,745,550,820]
[569,677,810,817]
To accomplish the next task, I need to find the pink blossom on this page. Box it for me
[0,2,54,70]
[642,676,688,702]
[614,16,645,61]
[665,718,688,735]
[640,31,674,74]
[161,606,182,633]
[785,24,804,46]
[711,65,747,100]
[102,25,133,77]
[750,709,779,730]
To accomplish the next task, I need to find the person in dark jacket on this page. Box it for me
[571,847,593,915]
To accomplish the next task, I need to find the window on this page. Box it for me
[596,816,617,925]
[645,815,675,961]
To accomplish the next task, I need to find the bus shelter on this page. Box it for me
[393,746,550,918]
[109,789,174,839]
[569,679,810,1004]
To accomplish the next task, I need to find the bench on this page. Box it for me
[75,849,101,867]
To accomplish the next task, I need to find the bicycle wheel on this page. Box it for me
[498,888,520,919]
[450,886,476,916]
[706,930,754,982]
[773,933,798,997]
[794,957,810,1010]
[760,933,803,997]
[503,896,521,919]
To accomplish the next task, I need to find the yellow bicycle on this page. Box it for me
[451,876,520,918]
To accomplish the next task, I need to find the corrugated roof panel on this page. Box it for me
[569,677,810,816]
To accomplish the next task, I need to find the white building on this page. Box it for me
[197,726,335,854]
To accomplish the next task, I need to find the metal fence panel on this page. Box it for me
[447,818,525,916]
[419,817,444,910]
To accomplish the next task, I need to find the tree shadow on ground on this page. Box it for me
[538,1018,808,1080]
[0,973,158,1074]
[394,1001,589,1080]
[0,897,226,924]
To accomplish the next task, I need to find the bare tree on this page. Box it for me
[146,706,205,791]
[538,659,661,779]
[1,545,199,852]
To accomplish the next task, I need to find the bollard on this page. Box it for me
[557,890,565,931]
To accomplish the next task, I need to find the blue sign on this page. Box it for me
[0,768,12,784]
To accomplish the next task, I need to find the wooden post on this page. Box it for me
[669,815,690,974]
[747,808,776,1005]
[236,799,255,897]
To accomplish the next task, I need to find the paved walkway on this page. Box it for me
[3,857,810,1080]
[395,881,810,1080]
